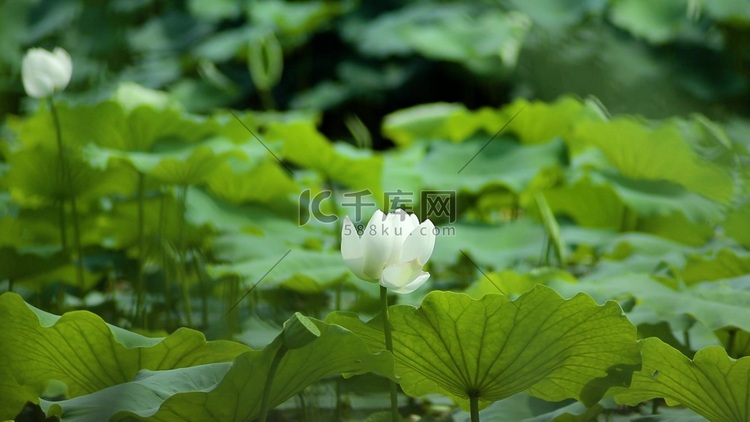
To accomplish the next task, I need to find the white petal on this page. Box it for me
[380,260,429,293]
[361,210,392,279]
[22,72,55,98]
[341,216,367,278]
[51,47,73,90]
[341,216,360,258]
[22,50,55,98]
[392,272,431,294]
[401,219,436,265]
[407,213,419,231]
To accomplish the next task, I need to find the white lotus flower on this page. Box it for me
[22,47,73,98]
[341,209,436,294]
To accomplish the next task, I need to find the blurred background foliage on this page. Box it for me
[1,0,749,143]
[2,0,750,419]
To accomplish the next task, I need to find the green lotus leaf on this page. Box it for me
[7,142,135,207]
[208,249,349,294]
[544,174,717,242]
[551,273,750,334]
[40,319,394,422]
[327,286,641,410]
[84,138,241,187]
[205,159,299,204]
[502,96,604,145]
[614,337,750,422]
[609,0,696,44]
[0,293,250,419]
[420,137,564,194]
[7,88,212,154]
[680,248,750,284]
[464,268,576,300]
[344,3,528,74]
[570,118,733,203]
[382,102,492,146]
[266,120,382,195]
[455,392,603,422]
[724,201,750,248]
[430,218,545,269]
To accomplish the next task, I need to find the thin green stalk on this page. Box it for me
[136,172,146,326]
[177,185,193,326]
[50,99,84,292]
[380,286,399,422]
[158,190,174,328]
[259,89,276,111]
[259,345,288,422]
[335,377,342,422]
[193,254,209,328]
[469,393,480,422]
[58,199,67,249]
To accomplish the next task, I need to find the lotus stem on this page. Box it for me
[136,172,146,326]
[259,344,287,422]
[381,285,399,421]
[50,99,84,293]
[469,393,480,422]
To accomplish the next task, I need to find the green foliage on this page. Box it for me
[2,0,750,419]
[329,286,640,410]
[0,292,249,420]
[39,318,394,422]
[615,338,750,422]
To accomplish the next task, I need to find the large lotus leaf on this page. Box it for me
[454,392,602,422]
[381,143,428,207]
[609,0,698,44]
[544,173,717,243]
[72,89,214,152]
[550,273,750,334]
[0,246,99,291]
[430,218,545,269]
[41,364,231,422]
[542,177,627,229]
[7,88,213,154]
[420,137,564,193]
[464,268,576,300]
[7,142,135,207]
[343,3,528,73]
[570,118,733,203]
[41,319,394,421]
[0,368,39,421]
[381,102,499,146]
[724,201,750,248]
[0,246,68,280]
[614,338,750,422]
[679,248,750,284]
[91,193,211,252]
[327,286,640,410]
[704,0,750,21]
[635,212,715,247]
[84,137,241,186]
[507,0,607,31]
[208,249,349,294]
[265,120,383,195]
[0,292,250,418]
[591,171,725,223]
[184,187,301,236]
[501,96,604,145]
[249,0,350,41]
[205,159,299,204]
[381,97,597,147]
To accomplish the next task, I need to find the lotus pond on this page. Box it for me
[1,1,750,421]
